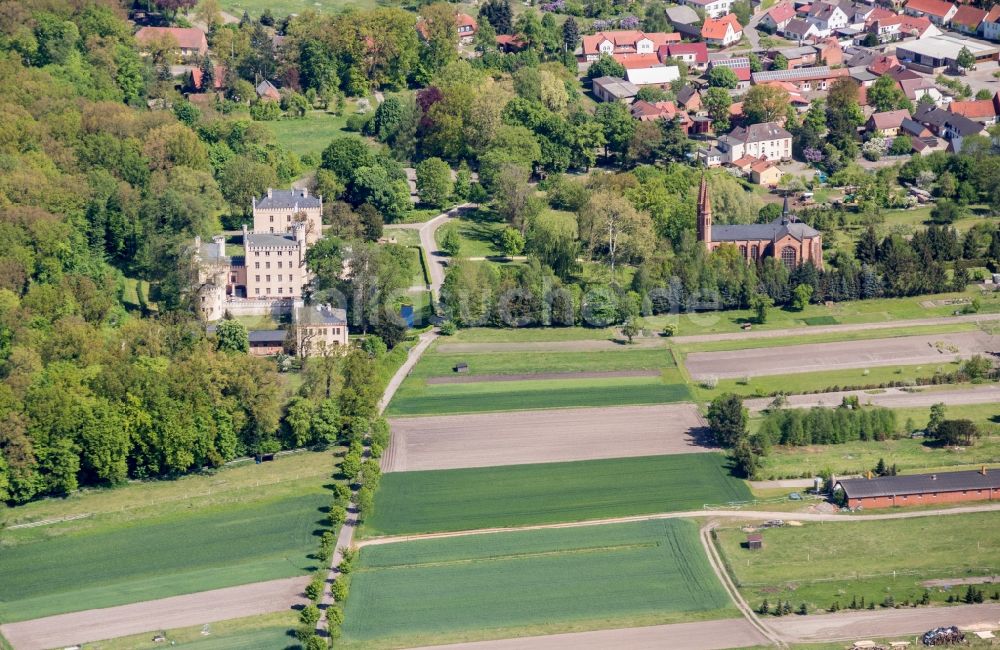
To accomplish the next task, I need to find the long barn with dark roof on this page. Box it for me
[836,468,1000,509]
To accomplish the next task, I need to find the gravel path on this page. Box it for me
[745,384,1000,412]
[436,338,665,353]
[770,602,1000,642]
[410,618,769,650]
[383,404,710,472]
[0,577,309,650]
[685,332,999,380]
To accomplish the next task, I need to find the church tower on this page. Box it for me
[697,174,712,249]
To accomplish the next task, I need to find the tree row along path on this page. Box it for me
[1,332,441,650]
[670,312,1000,344]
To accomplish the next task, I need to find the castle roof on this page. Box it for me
[246,232,299,249]
[254,188,322,210]
[296,303,348,325]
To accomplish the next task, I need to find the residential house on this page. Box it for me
[663,42,710,69]
[630,100,693,131]
[417,12,478,44]
[750,66,850,91]
[135,26,208,59]
[677,85,704,113]
[750,159,783,185]
[818,38,844,65]
[592,76,639,103]
[984,6,1000,42]
[495,34,528,52]
[717,121,794,162]
[702,14,744,46]
[760,80,810,106]
[295,302,349,357]
[760,3,798,32]
[805,1,853,36]
[774,44,819,67]
[782,18,822,40]
[729,154,759,174]
[256,79,281,102]
[951,5,987,34]
[625,65,681,86]
[579,30,679,62]
[903,0,957,25]
[942,112,988,151]
[948,92,1000,124]
[708,57,753,89]
[696,146,725,166]
[679,0,736,19]
[866,109,911,136]
[188,64,226,93]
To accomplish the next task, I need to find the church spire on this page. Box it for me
[697,173,712,248]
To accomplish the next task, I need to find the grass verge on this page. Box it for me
[81,611,298,649]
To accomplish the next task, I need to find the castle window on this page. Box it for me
[255,288,260,295]
[278,287,282,294]
[255,262,259,269]
[780,246,797,269]
[255,275,260,282]
[267,288,271,295]
[270,215,274,222]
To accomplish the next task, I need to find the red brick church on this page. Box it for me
[697,177,823,269]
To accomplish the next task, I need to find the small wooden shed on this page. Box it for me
[746,533,763,550]
[454,362,469,373]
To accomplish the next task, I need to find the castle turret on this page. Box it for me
[697,174,712,249]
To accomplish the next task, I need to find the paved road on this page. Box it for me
[746,384,1000,412]
[411,618,770,650]
[0,577,309,650]
[386,203,473,302]
[671,312,1000,344]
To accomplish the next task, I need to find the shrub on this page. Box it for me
[300,604,321,626]
[306,574,325,601]
[439,320,457,335]
[332,577,350,602]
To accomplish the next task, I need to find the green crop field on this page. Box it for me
[409,347,672,379]
[715,512,1000,612]
[386,371,691,416]
[341,519,734,648]
[362,453,750,536]
[445,326,617,342]
[0,452,338,622]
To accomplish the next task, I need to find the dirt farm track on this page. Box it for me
[685,332,1000,380]
[382,404,710,472]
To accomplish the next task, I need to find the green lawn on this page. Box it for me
[387,371,691,416]
[409,346,673,378]
[82,612,298,650]
[435,215,505,258]
[361,453,751,537]
[341,519,734,649]
[645,287,1000,337]
[716,512,1000,612]
[264,110,352,160]
[219,0,378,19]
[675,322,980,353]
[0,452,338,622]
[445,326,617,342]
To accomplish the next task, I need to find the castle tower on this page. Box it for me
[697,174,712,249]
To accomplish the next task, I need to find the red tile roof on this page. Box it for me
[615,53,666,68]
[665,42,709,63]
[904,0,955,17]
[948,93,1000,119]
[768,3,797,23]
[135,26,208,54]
[951,4,986,28]
[987,6,1000,23]
[190,65,226,91]
[867,54,900,75]
[702,13,743,40]
[868,109,910,130]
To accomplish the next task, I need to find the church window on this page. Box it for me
[750,245,759,260]
[780,246,797,268]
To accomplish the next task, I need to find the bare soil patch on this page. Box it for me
[922,575,999,588]
[425,369,662,384]
[684,332,999,380]
[383,404,711,472]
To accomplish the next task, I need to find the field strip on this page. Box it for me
[672,312,1000,344]
[384,404,710,472]
[363,543,658,572]
[7,513,91,530]
[685,331,999,380]
[356,503,1000,548]
[408,617,768,649]
[425,369,662,384]
[745,384,1000,412]
[0,577,308,650]
[436,339,665,353]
